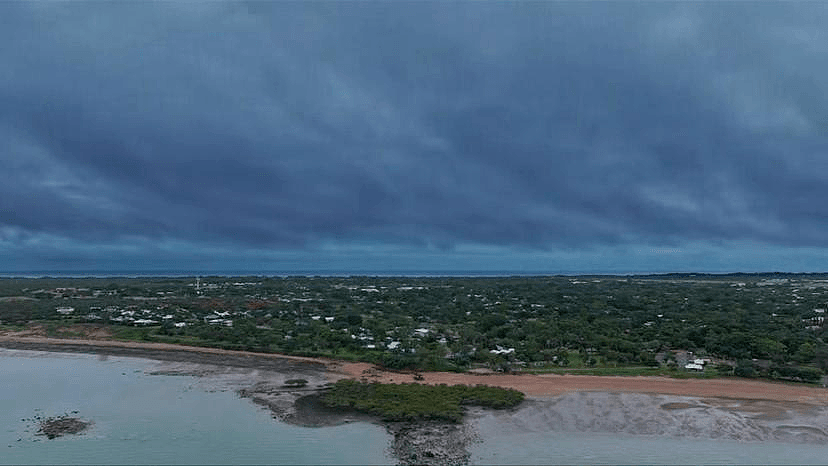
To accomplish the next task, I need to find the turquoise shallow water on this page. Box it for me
[0,350,392,465]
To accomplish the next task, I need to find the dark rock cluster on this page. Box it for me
[35,413,91,439]
[387,421,477,466]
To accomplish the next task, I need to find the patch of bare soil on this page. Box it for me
[333,362,828,405]
[49,324,114,340]
[0,324,113,339]
[0,326,47,338]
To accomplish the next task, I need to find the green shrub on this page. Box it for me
[321,380,524,422]
[734,360,756,378]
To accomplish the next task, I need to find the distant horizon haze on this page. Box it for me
[0,269,825,279]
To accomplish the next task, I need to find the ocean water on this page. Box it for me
[4,349,828,465]
[0,350,392,465]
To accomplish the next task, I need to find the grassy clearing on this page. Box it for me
[0,323,26,332]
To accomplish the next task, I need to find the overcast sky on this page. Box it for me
[2,2,828,274]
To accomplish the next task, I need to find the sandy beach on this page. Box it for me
[2,333,827,404]
[339,361,828,404]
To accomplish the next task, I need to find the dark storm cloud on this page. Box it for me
[2,1,828,267]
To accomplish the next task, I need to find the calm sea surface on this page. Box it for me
[3,349,828,465]
[0,350,391,465]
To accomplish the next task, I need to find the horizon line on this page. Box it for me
[1,270,826,279]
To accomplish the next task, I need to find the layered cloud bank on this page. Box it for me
[2,3,827,272]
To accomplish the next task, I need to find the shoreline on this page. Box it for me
[4,336,828,464]
[340,362,828,405]
[2,335,827,404]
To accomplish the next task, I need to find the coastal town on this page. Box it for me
[4,274,828,464]
[1,274,827,383]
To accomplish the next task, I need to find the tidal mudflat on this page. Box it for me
[466,391,828,464]
[4,340,828,465]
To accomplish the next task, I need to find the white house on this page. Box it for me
[685,358,706,371]
[133,319,158,326]
[490,346,515,355]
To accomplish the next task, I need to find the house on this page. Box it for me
[685,358,706,371]
[490,346,515,355]
[133,319,158,326]
[207,318,233,327]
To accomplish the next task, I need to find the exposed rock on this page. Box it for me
[386,421,477,466]
[37,415,92,439]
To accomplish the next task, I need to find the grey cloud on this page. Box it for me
[2,1,828,268]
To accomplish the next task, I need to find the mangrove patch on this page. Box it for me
[321,379,524,422]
